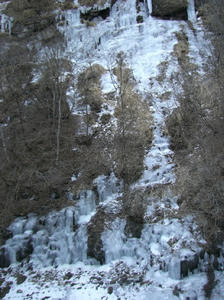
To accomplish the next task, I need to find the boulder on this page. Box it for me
[37,25,57,41]
[180,254,200,278]
[11,14,56,37]
[87,205,121,264]
[124,216,143,238]
[78,0,108,7]
[152,0,188,20]
[87,207,107,264]
[0,228,12,247]
[122,190,146,238]
[80,7,110,22]
[123,190,146,219]
[16,238,33,262]
[0,247,10,268]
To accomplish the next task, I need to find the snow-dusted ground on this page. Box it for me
[1,0,224,299]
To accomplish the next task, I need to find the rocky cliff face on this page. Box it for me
[152,0,188,19]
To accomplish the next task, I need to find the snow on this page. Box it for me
[100,71,116,94]
[1,259,210,300]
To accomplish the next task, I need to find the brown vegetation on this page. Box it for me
[112,53,153,186]
[78,0,107,7]
[167,5,224,251]
[4,0,57,37]
[73,57,153,191]
[0,45,77,232]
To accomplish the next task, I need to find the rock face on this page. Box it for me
[0,247,10,268]
[4,0,57,38]
[152,0,188,19]
[87,207,116,264]
[123,190,146,238]
[78,0,108,7]
[180,254,199,277]
[12,14,56,37]
[80,7,110,22]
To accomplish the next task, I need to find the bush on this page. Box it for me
[167,13,224,247]
[0,46,77,230]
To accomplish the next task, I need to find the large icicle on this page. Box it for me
[187,0,196,22]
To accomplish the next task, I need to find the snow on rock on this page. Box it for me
[102,215,207,276]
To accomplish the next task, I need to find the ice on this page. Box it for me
[187,0,197,22]
[24,215,37,232]
[75,190,96,220]
[8,218,27,236]
[100,71,116,94]
[168,257,181,280]
[147,0,152,14]
[2,0,224,298]
[0,12,12,34]
[1,173,123,267]
[150,243,161,256]
[93,172,121,203]
[102,218,127,263]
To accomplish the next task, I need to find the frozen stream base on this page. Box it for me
[0,174,224,299]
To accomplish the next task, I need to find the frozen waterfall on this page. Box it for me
[1,2,223,299]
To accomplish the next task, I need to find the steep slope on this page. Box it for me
[0,0,224,299]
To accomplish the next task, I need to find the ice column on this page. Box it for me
[187,0,196,22]
[147,0,152,14]
[1,14,5,32]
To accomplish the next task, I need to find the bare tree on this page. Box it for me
[112,53,153,187]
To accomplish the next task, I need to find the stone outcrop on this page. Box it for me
[3,0,57,38]
[0,247,10,268]
[11,14,56,37]
[122,190,146,238]
[87,206,119,264]
[0,238,33,268]
[87,208,107,264]
[80,7,110,22]
[78,0,108,7]
[180,254,200,277]
[152,0,188,20]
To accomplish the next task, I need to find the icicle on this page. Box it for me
[8,18,12,35]
[187,0,196,22]
[147,0,152,14]
[93,173,120,203]
[1,14,5,33]
[102,218,127,263]
[168,257,181,279]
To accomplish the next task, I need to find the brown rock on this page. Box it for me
[152,0,188,20]
[107,286,113,294]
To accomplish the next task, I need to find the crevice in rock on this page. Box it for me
[80,7,110,22]
[124,216,144,238]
